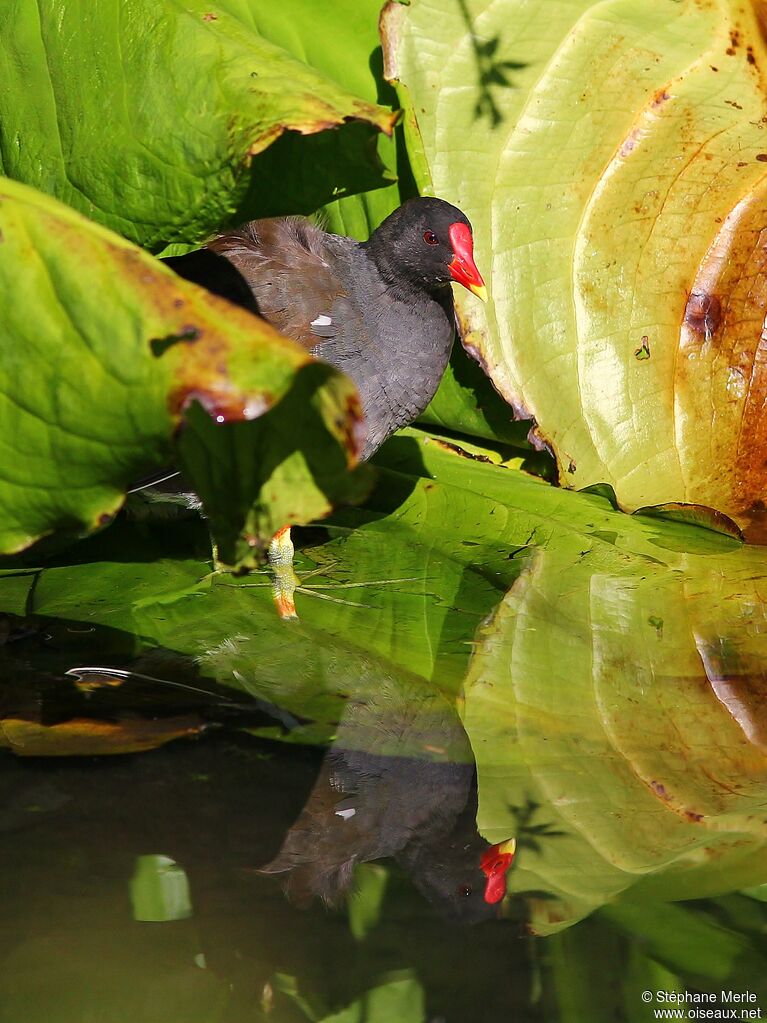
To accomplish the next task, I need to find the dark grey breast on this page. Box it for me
[206,217,456,459]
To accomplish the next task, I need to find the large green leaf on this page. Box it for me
[540,903,767,1020]
[0,437,522,746]
[2,435,767,937]
[383,0,767,537]
[0,177,367,566]
[4,433,767,929]
[0,0,395,250]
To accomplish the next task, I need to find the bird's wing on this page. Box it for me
[207,218,371,355]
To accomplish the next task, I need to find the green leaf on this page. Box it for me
[176,367,372,570]
[383,0,767,537]
[418,345,535,447]
[130,855,193,923]
[273,973,324,1022]
[602,901,767,1000]
[742,882,767,903]
[320,972,425,1023]
[0,0,395,249]
[272,971,425,1023]
[347,864,389,941]
[0,177,365,566]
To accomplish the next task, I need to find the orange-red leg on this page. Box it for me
[268,525,299,619]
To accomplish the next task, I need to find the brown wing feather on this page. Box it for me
[208,218,350,352]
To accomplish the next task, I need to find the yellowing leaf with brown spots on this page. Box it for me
[0,178,368,567]
[0,716,205,756]
[383,0,767,539]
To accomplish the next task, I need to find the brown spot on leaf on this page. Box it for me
[685,810,704,823]
[650,780,670,801]
[710,65,719,72]
[651,89,670,108]
[738,499,767,542]
[169,388,273,425]
[726,47,736,56]
[675,178,767,541]
[683,291,722,337]
[528,424,555,458]
[202,11,218,21]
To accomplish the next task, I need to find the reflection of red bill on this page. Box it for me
[480,838,517,904]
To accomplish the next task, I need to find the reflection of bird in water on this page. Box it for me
[260,676,514,923]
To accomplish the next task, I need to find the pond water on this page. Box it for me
[1,435,767,1022]
[0,738,535,1023]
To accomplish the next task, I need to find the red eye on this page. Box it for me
[423,230,438,245]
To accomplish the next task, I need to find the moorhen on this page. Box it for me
[260,665,515,921]
[166,197,487,615]
[187,197,487,457]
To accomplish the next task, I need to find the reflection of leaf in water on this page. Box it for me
[274,969,425,1023]
[463,530,767,934]
[695,634,767,753]
[540,899,767,1020]
[0,715,205,757]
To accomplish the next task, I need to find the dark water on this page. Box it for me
[0,736,537,1023]
[1,723,766,1022]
